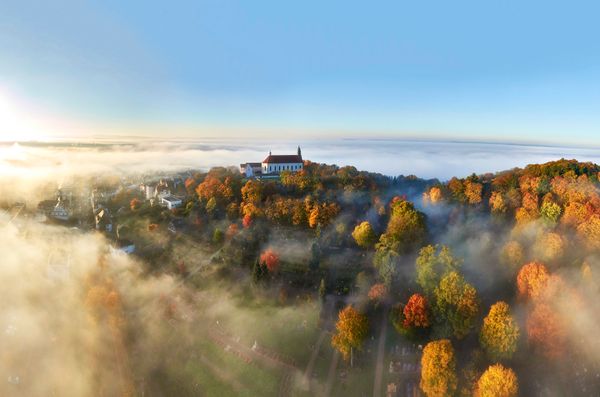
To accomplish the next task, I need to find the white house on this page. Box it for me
[239,162,262,177]
[160,195,183,210]
[261,147,304,174]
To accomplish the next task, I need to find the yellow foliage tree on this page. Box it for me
[479,302,519,360]
[331,305,369,363]
[476,364,518,397]
[420,339,457,397]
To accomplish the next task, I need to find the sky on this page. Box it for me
[1,0,600,144]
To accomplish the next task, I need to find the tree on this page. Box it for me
[416,245,461,296]
[130,198,142,211]
[252,259,267,284]
[532,232,564,262]
[526,303,566,358]
[367,283,387,303]
[318,278,326,300]
[476,364,518,397]
[489,191,508,214]
[212,228,224,244]
[373,248,400,287]
[377,199,426,254]
[260,249,280,273]
[500,240,524,271]
[352,221,377,249]
[331,305,369,365]
[464,180,483,205]
[420,339,457,397]
[540,200,562,224]
[434,271,479,339]
[479,302,519,360]
[403,293,430,328]
[516,262,549,301]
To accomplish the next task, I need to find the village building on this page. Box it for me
[160,195,183,210]
[240,147,304,177]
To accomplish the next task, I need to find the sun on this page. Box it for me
[0,91,49,142]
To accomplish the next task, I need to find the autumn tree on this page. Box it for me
[532,232,565,263]
[500,240,524,272]
[479,301,519,360]
[540,200,562,224]
[434,271,479,339]
[377,199,426,254]
[526,302,566,358]
[130,198,141,211]
[476,364,518,397]
[403,293,430,328]
[516,262,549,301]
[489,191,508,215]
[420,339,457,397]
[259,249,280,273]
[464,179,483,205]
[352,221,377,249]
[423,186,443,204]
[416,245,461,296]
[367,283,387,303]
[331,305,369,366]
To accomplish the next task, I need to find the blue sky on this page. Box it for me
[1,0,600,143]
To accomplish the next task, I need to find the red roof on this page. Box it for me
[262,155,303,164]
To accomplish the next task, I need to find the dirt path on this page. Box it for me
[322,350,340,397]
[303,330,327,385]
[372,310,388,397]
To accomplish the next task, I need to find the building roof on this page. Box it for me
[161,195,182,203]
[262,155,303,164]
[240,162,262,167]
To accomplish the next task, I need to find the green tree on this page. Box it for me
[318,278,326,300]
[377,199,426,254]
[351,221,377,249]
[540,200,562,224]
[420,339,457,397]
[434,271,479,339]
[212,228,224,244]
[479,301,519,361]
[416,245,461,296]
[373,248,400,287]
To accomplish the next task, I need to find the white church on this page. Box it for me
[240,147,304,178]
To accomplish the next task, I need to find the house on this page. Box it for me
[112,238,136,254]
[239,162,262,177]
[94,207,113,232]
[160,195,183,210]
[261,147,303,174]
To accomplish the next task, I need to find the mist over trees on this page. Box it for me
[3,157,600,395]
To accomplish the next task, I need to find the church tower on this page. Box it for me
[297,146,302,159]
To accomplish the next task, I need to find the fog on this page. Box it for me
[3,138,600,182]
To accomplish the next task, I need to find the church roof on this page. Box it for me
[262,154,303,164]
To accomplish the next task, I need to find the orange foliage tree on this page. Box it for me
[331,305,369,362]
[526,303,567,359]
[420,339,457,397]
[403,293,430,328]
[516,262,549,301]
[259,249,280,273]
[476,364,518,397]
[367,283,387,302]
